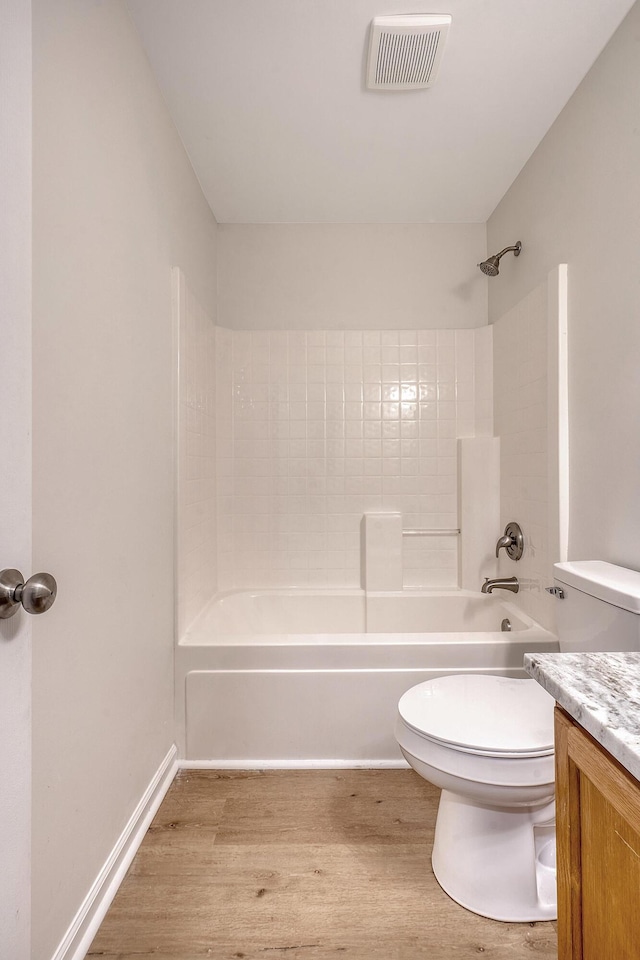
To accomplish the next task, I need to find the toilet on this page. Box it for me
[395,560,640,922]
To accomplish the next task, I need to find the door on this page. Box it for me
[0,2,33,958]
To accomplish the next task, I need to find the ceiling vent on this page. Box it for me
[366,14,451,91]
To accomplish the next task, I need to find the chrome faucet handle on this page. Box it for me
[495,535,512,558]
[495,522,524,561]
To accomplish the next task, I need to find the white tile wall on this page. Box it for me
[216,327,491,590]
[493,282,554,629]
[176,272,217,635]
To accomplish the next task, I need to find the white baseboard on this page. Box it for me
[51,744,178,960]
[179,758,410,769]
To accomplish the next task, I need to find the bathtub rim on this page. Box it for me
[180,587,553,647]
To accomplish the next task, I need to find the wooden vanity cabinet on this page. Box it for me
[555,706,640,960]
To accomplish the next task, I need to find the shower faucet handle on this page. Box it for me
[495,522,524,561]
[495,535,512,557]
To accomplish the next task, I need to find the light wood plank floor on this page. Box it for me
[88,770,557,960]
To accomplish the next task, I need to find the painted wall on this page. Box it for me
[218,224,487,330]
[31,2,217,957]
[488,2,640,568]
[0,2,32,957]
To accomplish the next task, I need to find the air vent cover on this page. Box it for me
[366,14,451,91]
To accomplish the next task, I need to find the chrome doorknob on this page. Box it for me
[0,568,57,619]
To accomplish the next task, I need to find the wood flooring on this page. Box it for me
[88,770,557,960]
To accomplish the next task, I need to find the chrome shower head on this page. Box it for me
[478,241,522,277]
[479,256,500,277]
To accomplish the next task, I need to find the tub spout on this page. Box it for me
[482,576,519,594]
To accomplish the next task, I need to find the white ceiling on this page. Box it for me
[127,0,635,223]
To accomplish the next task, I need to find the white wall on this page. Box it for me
[0,2,32,957]
[31,3,217,957]
[218,224,487,330]
[488,1,640,568]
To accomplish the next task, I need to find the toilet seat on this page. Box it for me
[398,675,555,759]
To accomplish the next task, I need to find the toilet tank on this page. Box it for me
[554,561,640,653]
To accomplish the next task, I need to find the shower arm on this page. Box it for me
[494,243,522,261]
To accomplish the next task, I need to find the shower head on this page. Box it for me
[479,241,522,277]
[479,256,500,277]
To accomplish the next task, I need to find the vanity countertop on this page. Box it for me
[524,651,640,782]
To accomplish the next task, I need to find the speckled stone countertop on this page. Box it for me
[524,652,640,782]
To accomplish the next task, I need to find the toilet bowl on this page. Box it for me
[395,674,557,922]
[396,562,640,923]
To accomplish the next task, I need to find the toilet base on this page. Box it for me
[431,789,557,922]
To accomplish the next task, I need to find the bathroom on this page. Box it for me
[2,0,640,958]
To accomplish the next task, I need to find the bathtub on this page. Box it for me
[176,589,558,765]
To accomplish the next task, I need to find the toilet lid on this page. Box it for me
[398,675,555,757]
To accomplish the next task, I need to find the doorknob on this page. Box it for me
[0,568,57,619]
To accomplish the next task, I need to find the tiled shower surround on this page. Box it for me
[216,328,493,591]
[493,280,554,631]
[176,272,217,636]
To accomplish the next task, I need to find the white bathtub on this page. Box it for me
[176,589,558,765]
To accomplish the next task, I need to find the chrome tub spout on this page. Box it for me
[481,576,519,594]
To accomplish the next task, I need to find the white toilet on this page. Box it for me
[395,560,640,922]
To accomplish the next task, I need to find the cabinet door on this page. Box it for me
[556,707,640,960]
